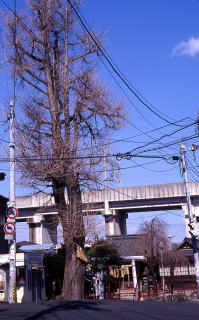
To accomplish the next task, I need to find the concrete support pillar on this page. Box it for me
[104,199,111,216]
[114,211,128,236]
[104,203,128,237]
[28,214,58,244]
[104,214,115,237]
[121,213,128,235]
[42,215,58,244]
[131,259,137,289]
[28,214,43,244]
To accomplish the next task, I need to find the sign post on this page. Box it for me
[8,100,17,304]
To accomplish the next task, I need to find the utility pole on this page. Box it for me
[180,144,199,298]
[160,245,165,293]
[103,146,107,184]
[8,100,17,303]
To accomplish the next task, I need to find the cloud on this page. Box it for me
[171,36,199,57]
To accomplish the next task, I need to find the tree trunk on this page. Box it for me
[53,178,86,300]
[61,244,85,300]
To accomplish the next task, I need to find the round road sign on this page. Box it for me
[6,207,18,219]
[4,222,16,235]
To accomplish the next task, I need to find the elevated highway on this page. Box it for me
[15,182,199,243]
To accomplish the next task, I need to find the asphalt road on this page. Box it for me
[0,300,199,320]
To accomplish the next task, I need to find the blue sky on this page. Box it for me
[82,0,199,119]
[80,0,199,241]
[0,0,199,242]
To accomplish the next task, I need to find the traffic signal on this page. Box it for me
[0,172,5,181]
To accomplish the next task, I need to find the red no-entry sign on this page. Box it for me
[6,207,18,219]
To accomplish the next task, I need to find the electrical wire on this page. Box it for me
[128,210,183,222]
[165,210,184,218]
[0,0,160,141]
[1,0,197,185]
[0,0,196,158]
[131,134,199,156]
[70,1,185,125]
[77,117,192,153]
[0,134,196,164]
[129,158,178,173]
[93,42,167,132]
[186,156,199,181]
[68,0,182,125]
[0,152,170,162]
[0,159,162,174]
[128,121,196,154]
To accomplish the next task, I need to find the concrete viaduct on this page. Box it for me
[15,182,199,244]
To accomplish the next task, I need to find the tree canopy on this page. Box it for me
[87,240,122,274]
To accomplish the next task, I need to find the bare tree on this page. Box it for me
[6,0,124,299]
[57,214,105,244]
[137,218,189,290]
[84,215,104,243]
[137,218,170,284]
[163,243,189,292]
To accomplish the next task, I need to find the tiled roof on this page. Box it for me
[107,234,145,256]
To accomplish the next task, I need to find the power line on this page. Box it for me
[78,117,192,152]
[0,158,173,176]
[68,0,184,126]
[1,0,197,181]
[0,136,10,144]
[128,120,196,155]
[92,52,196,141]
[131,134,199,156]
[129,158,178,173]
[187,169,199,183]
[186,156,199,181]
[0,153,170,162]
[128,210,183,222]
[0,0,157,140]
[0,134,194,164]
[92,40,167,132]
[62,4,197,154]
[0,159,158,173]
[165,210,184,218]
[70,2,183,125]
[1,0,195,156]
